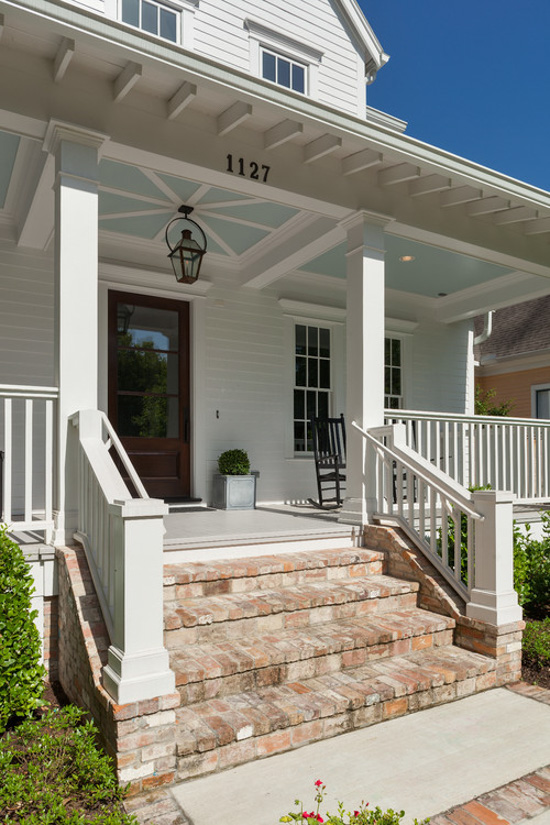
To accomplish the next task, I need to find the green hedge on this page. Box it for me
[513,514,550,618]
[0,526,46,730]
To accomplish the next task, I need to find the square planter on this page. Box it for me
[212,474,256,510]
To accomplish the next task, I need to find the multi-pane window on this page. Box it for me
[294,324,331,452]
[385,337,403,409]
[535,387,550,419]
[121,0,179,43]
[262,49,306,94]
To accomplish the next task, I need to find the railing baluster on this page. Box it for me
[3,398,12,524]
[24,399,33,524]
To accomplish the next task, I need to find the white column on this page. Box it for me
[44,121,109,546]
[339,212,387,526]
[467,490,523,626]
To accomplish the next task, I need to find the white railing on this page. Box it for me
[358,421,522,625]
[385,409,550,504]
[0,384,58,540]
[359,421,481,601]
[73,409,174,703]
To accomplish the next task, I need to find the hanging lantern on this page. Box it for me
[165,205,207,284]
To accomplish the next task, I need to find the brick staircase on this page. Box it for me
[163,546,498,783]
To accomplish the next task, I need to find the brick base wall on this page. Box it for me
[43,595,59,681]
[455,617,524,685]
[364,524,523,686]
[56,546,180,795]
[364,525,465,618]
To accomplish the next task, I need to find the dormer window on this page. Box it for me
[121,0,179,43]
[245,19,322,100]
[261,49,306,94]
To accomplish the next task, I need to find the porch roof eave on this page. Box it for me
[5,0,550,215]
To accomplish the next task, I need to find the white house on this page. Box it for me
[1,0,549,794]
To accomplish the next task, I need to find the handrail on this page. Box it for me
[354,420,487,602]
[385,408,550,428]
[0,384,58,399]
[354,422,483,521]
[72,408,173,703]
[384,408,550,503]
[99,413,148,499]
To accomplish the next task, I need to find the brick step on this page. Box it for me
[163,547,385,600]
[175,645,497,782]
[164,574,419,645]
[170,608,456,705]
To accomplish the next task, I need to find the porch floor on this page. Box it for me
[163,503,356,559]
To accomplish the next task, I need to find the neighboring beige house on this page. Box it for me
[475,296,550,419]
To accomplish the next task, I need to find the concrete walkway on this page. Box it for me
[126,684,550,825]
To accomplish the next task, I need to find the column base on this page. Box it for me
[103,645,176,705]
[466,588,523,627]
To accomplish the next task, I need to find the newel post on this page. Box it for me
[102,499,175,704]
[467,490,522,626]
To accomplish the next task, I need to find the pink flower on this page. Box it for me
[316,816,324,823]
[354,813,360,818]
[314,780,323,787]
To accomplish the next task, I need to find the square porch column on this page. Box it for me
[43,121,109,546]
[339,211,388,526]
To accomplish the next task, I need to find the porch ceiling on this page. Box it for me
[0,128,535,305]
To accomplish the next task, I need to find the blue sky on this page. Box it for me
[359,1,550,192]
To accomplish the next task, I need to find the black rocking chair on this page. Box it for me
[308,414,346,509]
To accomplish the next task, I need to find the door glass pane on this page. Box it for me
[118,395,174,438]
[308,358,318,388]
[117,351,179,394]
[294,421,305,452]
[122,304,179,350]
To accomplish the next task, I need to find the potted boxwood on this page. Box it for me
[212,449,256,510]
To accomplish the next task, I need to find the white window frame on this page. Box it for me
[531,383,550,419]
[245,18,322,99]
[280,301,345,458]
[384,335,405,410]
[260,47,308,95]
[116,0,198,49]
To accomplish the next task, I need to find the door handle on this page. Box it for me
[184,407,190,443]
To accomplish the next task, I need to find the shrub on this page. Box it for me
[0,526,46,730]
[0,705,136,824]
[522,618,550,670]
[279,780,429,825]
[218,448,251,475]
[513,515,550,618]
[474,386,515,417]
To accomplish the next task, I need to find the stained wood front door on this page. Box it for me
[108,291,190,499]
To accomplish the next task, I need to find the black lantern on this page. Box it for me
[165,205,207,284]
[117,303,135,335]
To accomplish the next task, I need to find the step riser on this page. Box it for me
[173,628,455,705]
[165,591,419,647]
[164,560,385,601]
[175,668,498,782]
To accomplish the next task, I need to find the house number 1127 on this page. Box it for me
[226,154,270,183]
